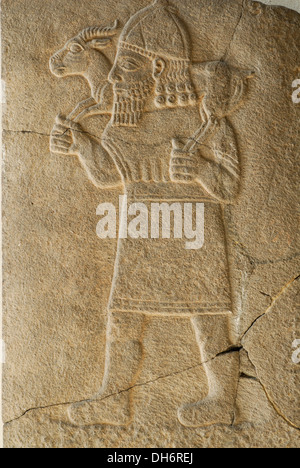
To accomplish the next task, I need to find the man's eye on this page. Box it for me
[69,43,84,53]
[120,60,140,71]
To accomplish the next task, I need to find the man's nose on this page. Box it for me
[108,64,123,84]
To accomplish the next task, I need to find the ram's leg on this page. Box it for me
[178,314,240,427]
[68,97,97,121]
[68,312,145,426]
[74,103,109,121]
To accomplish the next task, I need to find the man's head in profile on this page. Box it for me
[108,0,197,126]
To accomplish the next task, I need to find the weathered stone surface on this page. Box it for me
[2,0,300,448]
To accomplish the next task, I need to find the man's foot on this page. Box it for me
[178,397,234,427]
[68,392,132,427]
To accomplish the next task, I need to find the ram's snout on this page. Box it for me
[49,49,67,77]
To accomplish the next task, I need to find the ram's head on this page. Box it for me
[49,21,118,78]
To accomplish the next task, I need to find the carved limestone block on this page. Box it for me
[2,0,300,448]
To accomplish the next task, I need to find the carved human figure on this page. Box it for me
[50,0,252,427]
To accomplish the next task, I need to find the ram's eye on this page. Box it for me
[69,43,84,53]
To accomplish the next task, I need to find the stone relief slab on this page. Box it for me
[2,0,300,448]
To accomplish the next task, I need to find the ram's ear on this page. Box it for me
[90,38,112,50]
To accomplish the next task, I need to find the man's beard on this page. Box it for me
[112,78,154,127]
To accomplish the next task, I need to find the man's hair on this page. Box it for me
[154,59,197,109]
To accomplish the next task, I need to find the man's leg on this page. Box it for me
[68,311,145,426]
[178,314,240,427]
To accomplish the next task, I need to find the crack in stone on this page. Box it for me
[231,354,241,426]
[242,349,300,431]
[216,346,242,357]
[234,275,299,429]
[11,348,294,431]
[259,291,272,299]
[3,400,80,426]
[239,372,259,382]
[4,346,241,426]
[3,127,101,142]
[241,274,300,342]
[3,129,50,138]
[3,128,167,150]
[233,237,300,267]
[222,0,246,60]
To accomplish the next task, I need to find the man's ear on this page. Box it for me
[90,38,112,50]
[153,58,166,79]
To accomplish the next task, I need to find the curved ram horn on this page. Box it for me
[79,20,119,42]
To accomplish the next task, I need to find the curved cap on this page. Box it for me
[119,0,191,61]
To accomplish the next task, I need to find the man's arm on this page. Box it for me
[170,118,241,203]
[50,115,122,188]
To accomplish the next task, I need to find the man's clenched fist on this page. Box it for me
[50,114,83,155]
[169,138,199,183]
